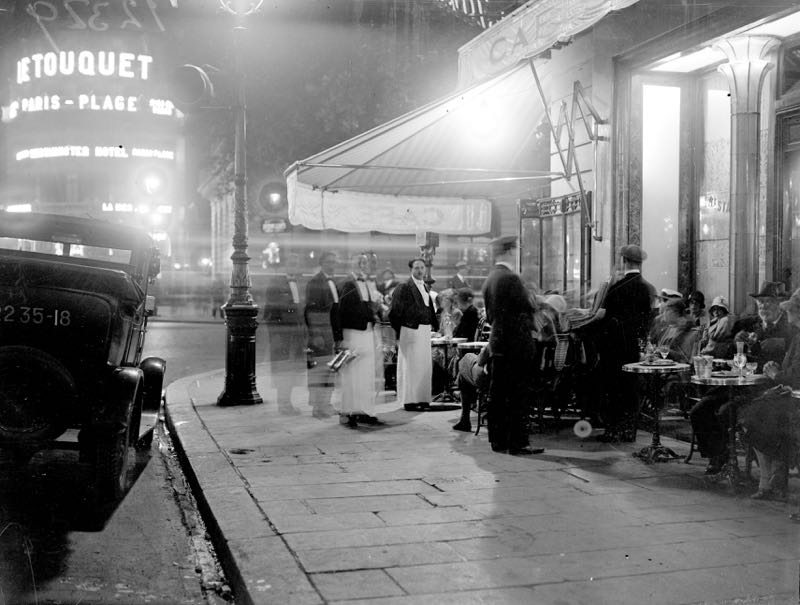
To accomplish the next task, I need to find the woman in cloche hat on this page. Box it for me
[698,295,735,359]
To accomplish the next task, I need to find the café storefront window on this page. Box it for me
[520,192,591,306]
[696,71,732,301]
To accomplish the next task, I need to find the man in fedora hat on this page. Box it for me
[593,244,656,442]
[448,260,471,291]
[733,281,796,368]
[481,234,544,455]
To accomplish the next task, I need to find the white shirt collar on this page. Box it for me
[496,261,514,271]
[625,269,641,275]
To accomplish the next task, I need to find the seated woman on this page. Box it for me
[738,287,800,501]
[656,298,699,363]
[435,288,461,338]
[432,288,461,395]
[698,295,735,358]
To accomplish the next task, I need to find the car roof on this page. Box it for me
[0,212,154,251]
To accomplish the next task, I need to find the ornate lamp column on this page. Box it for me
[715,35,779,316]
[217,0,264,406]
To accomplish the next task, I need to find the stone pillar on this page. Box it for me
[715,35,779,316]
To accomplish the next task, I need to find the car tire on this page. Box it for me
[0,346,76,444]
[94,413,131,502]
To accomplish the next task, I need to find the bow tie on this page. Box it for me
[356,277,365,282]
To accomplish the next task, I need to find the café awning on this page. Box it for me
[285,60,560,236]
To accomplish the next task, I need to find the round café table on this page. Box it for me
[623,361,691,464]
[431,337,467,404]
[691,371,768,487]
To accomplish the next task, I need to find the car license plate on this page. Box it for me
[1,304,72,327]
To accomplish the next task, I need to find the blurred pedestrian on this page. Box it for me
[448,260,471,291]
[482,235,543,455]
[263,253,306,415]
[211,277,226,319]
[390,257,438,411]
[304,251,339,419]
[332,253,382,427]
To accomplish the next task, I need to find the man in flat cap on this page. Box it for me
[448,260,471,291]
[594,244,656,442]
[480,235,544,455]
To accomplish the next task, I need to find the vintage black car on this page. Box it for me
[0,213,165,501]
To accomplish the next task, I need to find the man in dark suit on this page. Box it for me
[482,235,543,455]
[263,253,307,416]
[447,260,471,291]
[390,258,439,411]
[595,244,656,442]
[304,251,339,419]
[453,287,479,341]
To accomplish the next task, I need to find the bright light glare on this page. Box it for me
[650,47,725,73]
[6,204,32,212]
[143,174,162,195]
[459,96,500,140]
[200,257,212,267]
[747,10,800,37]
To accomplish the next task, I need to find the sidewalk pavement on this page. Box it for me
[165,365,800,605]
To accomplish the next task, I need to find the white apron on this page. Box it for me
[336,324,379,415]
[397,324,432,404]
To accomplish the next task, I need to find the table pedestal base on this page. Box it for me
[633,443,681,464]
[432,390,460,404]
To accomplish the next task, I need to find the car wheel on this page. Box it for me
[0,346,76,444]
[94,416,131,502]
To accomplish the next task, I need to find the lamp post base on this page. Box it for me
[217,303,263,406]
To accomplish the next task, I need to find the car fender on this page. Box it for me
[93,367,142,432]
[139,357,166,413]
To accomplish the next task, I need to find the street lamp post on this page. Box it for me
[217,0,264,406]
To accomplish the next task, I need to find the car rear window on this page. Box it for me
[0,237,133,265]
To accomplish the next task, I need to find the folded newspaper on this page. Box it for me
[327,349,358,372]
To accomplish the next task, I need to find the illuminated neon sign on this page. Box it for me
[17,51,153,84]
[16,146,175,161]
[5,95,176,120]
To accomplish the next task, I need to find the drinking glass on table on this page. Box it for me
[656,344,670,360]
[732,352,748,378]
[744,361,757,377]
